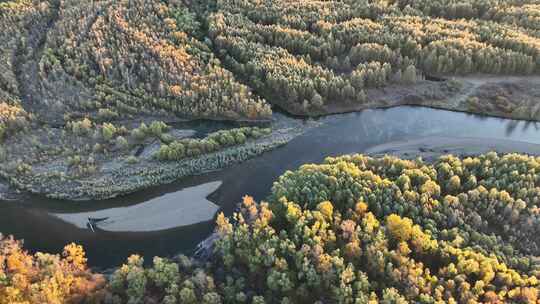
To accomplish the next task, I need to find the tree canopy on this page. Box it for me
[5,152,540,303]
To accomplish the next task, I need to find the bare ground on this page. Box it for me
[52,181,223,232]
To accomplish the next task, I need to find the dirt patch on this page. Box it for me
[466,80,540,121]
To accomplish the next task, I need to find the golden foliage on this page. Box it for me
[0,235,105,304]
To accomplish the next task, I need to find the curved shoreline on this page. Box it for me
[366,136,540,161]
[2,105,540,268]
[52,181,223,232]
[276,76,540,122]
[2,75,540,201]
[0,113,318,201]
[12,131,291,201]
[193,136,540,261]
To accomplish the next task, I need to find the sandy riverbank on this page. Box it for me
[52,181,222,232]
[366,136,540,161]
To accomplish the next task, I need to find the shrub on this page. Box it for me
[402,65,417,84]
[97,108,119,120]
[126,156,139,164]
[156,127,270,161]
[116,136,129,150]
[102,123,117,141]
[69,118,93,136]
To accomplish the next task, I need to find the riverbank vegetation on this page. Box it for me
[3,152,540,303]
[2,0,540,302]
[0,0,277,200]
[156,127,271,161]
[0,116,286,200]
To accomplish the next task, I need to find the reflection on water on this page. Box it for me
[1,106,540,268]
[505,120,540,136]
[169,118,270,138]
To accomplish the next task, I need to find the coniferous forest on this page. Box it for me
[2,0,540,303]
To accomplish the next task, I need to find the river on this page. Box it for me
[1,106,540,269]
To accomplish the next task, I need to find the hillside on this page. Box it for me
[1,0,271,123]
[3,0,540,123]
[208,0,540,117]
[3,152,540,303]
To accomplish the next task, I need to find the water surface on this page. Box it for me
[1,106,540,269]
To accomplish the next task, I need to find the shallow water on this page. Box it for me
[1,106,540,269]
[52,181,222,232]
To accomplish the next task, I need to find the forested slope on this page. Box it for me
[39,0,270,122]
[0,0,271,123]
[209,0,540,115]
[3,0,540,123]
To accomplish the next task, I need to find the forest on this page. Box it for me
[2,0,540,303]
[3,152,540,303]
[2,0,540,129]
[1,0,540,199]
[0,0,271,123]
[208,0,540,114]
